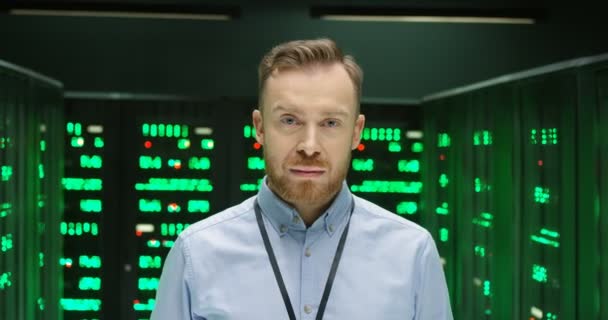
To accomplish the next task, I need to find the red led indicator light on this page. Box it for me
[357,143,365,151]
[134,299,140,305]
[253,142,262,150]
[135,230,142,237]
[173,162,182,170]
[439,154,446,161]
[144,141,152,149]
[538,160,543,166]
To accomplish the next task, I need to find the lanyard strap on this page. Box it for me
[254,198,354,320]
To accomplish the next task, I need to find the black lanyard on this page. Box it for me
[254,198,354,320]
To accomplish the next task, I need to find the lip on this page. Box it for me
[289,167,326,177]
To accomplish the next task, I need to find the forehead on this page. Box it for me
[263,64,357,116]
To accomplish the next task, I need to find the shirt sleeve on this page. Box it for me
[414,233,454,320]
[150,236,193,320]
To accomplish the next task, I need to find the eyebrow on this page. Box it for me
[272,105,350,118]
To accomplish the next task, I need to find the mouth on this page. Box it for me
[289,167,326,178]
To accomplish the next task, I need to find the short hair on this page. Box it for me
[258,38,363,113]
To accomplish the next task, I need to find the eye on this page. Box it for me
[323,119,340,128]
[280,116,298,126]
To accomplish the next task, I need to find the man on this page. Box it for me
[151,38,452,319]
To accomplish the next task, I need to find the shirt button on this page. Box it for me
[304,304,313,314]
[280,225,288,233]
[292,216,300,224]
[305,247,311,257]
[328,224,335,232]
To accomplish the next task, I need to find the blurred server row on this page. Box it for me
[421,54,608,319]
[3,51,608,320]
[0,61,64,319]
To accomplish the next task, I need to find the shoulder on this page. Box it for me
[177,196,256,242]
[353,195,432,241]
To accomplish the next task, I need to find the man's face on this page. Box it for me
[253,63,365,207]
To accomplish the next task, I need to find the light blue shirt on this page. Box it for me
[151,179,453,320]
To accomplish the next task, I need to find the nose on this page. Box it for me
[296,125,321,157]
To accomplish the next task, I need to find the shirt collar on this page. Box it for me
[256,176,353,237]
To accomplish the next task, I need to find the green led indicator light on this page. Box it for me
[60,222,99,236]
[438,133,451,147]
[79,255,101,268]
[388,142,401,152]
[189,157,211,170]
[150,124,158,137]
[473,212,493,228]
[411,142,423,153]
[177,139,191,149]
[0,202,12,218]
[79,277,101,291]
[66,122,74,135]
[147,239,161,248]
[80,199,102,213]
[201,139,215,150]
[439,174,449,188]
[540,228,560,238]
[248,157,265,170]
[166,124,174,137]
[532,264,548,283]
[75,123,82,136]
[240,183,261,192]
[59,257,73,267]
[40,140,46,151]
[181,125,189,137]
[142,123,149,136]
[80,155,103,169]
[244,125,256,138]
[534,186,550,203]
[474,245,486,257]
[398,160,419,173]
[531,233,560,248]
[546,312,557,320]
[167,203,181,213]
[0,272,12,289]
[531,128,559,145]
[473,130,493,146]
[158,124,165,137]
[139,256,162,269]
[163,240,174,248]
[160,223,190,236]
[475,178,491,192]
[94,137,104,148]
[396,202,417,215]
[38,164,45,179]
[352,158,374,172]
[37,298,45,311]
[71,136,84,148]
[133,299,155,311]
[1,234,14,252]
[350,180,423,194]
[60,298,101,311]
[62,178,103,191]
[439,228,449,242]
[140,156,162,170]
[135,178,213,192]
[483,280,491,296]
[188,200,210,213]
[1,166,12,181]
[436,202,449,215]
[138,277,160,290]
[139,199,162,212]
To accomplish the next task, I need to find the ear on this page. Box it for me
[351,114,365,150]
[252,109,265,145]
